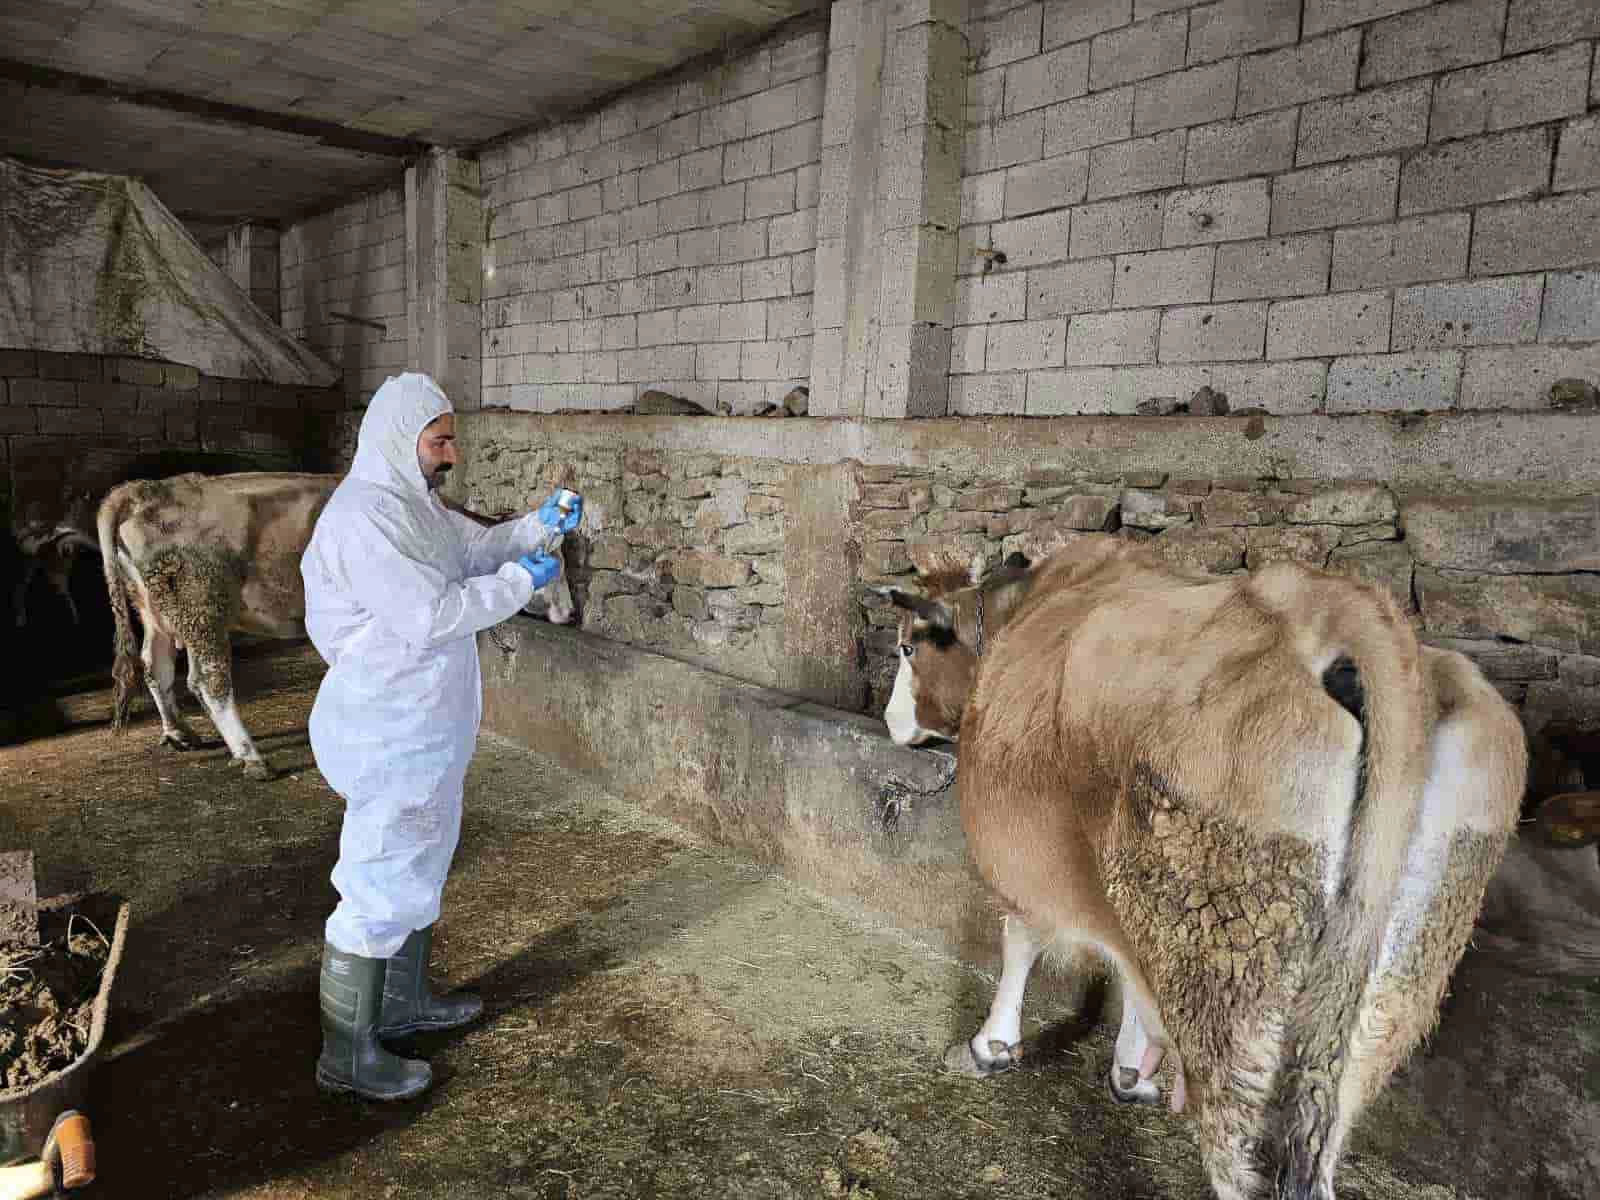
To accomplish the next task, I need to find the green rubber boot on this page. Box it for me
[377,925,484,1038]
[316,943,432,1101]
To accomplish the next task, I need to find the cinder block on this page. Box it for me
[1214,234,1333,301]
[1392,275,1544,350]
[743,259,793,301]
[1159,301,1268,362]
[1431,43,1590,142]
[767,295,813,339]
[10,378,77,406]
[1162,179,1270,246]
[702,182,747,227]
[1271,158,1399,234]
[977,3,1044,69]
[1305,0,1428,36]
[1471,192,1600,274]
[987,318,1067,370]
[1237,29,1359,116]
[1087,130,1186,199]
[719,301,768,342]
[955,272,1029,324]
[1005,42,1090,116]
[1028,258,1115,316]
[1089,13,1187,90]
[1505,0,1600,54]
[886,22,966,131]
[791,249,816,296]
[1554,114,1600,192]
[1459,342,1600,409]
[678,304,722,342]
[1133,60,1238,135]
[1362,0,1506,87]
[1187,0,1300,65]
[1044,87,1135,156]
[1330,213,1471,291]
[747,82,800,137]
[1027,360,1327,415]
[950,371,1027,415]
[1400,127,1554,215]
[1113,245,1215,307]
[1326,351,1462,412]
[696,265,743,305]
[718,219,767,263]
[951,325,988,373]
[725,135,774,182]
[772,120,823,173]
[1003,152,1090,216]
[679,228,721,267]
[1540,271,1600,342]
[1069,194,1163,258]
[1067,308,1160,364]
[746,172,798,219]
[992,208,1074,268]
[965,109,1047,173]
[769,209,818,255]
[1185,109,1297,184]
[1267,291,1392,358]
[1297,81,1430,166]
[1045,0,1133,48]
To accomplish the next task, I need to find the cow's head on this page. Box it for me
[877,551,1032,747]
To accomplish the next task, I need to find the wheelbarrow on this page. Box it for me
[0,894,129,1196]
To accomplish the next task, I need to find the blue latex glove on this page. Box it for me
[536,491,584,535]
[516,551,562,589]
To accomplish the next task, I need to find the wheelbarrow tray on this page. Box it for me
[0,895,130,1166]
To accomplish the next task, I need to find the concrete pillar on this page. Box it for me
[406,148,483,410]
[224,223,281,324]
[810,0,965,418]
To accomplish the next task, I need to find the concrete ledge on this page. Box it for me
[479,617,1001,963]
[460,410,1600,489]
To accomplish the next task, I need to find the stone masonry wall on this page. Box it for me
[281,183,410,404]
[953,0,1600,416]
[456,431,789,685]
[476,20,826,415]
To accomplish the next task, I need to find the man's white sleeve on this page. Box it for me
[445,508,555,576]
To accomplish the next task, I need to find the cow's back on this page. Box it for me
[106,472,338,636]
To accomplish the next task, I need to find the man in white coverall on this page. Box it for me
[301,371,582,1101]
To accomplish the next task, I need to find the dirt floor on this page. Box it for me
[0,644,1593,1199]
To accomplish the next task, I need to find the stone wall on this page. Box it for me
[0,349,343,529]
[281,183,410,404]
[476,18,826,415]
[953,0,1600,416]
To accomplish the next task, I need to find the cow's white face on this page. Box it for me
[885,642,947,746]
[879,593,975,748]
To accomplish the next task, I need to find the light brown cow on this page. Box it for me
[97,472,574,780]
[880,538,1526,1200]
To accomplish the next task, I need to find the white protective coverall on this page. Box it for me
[302,372,557,958]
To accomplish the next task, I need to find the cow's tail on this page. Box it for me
[97,486,142,732]
[1270,571,1430,1200]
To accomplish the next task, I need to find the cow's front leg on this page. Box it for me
[1109,995,1163,1105]
[945,912,1042,1077]
[189,643,273,780]
[143,626,199,750]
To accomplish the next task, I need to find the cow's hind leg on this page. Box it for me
[187,638,273,780]
[143,625,200,750]
[945,913,1042,1077]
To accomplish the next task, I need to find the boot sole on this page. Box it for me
[377,1010,483,1038]
[316,1065,431,1102]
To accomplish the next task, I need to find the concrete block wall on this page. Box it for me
[954,0,1600,416]
[477,21,827,415]
[0,348,342,529]
[281,184,409,403]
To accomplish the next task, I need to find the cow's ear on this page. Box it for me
[1004,551,1031,570]
[875,586,954,630]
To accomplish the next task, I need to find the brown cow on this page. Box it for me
[98,472,574,780]
[879,539,1526,1200]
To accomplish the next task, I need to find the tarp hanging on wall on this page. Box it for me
[0,156,338,387]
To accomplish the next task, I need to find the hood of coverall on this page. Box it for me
[349,372,452,495]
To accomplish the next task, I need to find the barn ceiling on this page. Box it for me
[0,0,819,239]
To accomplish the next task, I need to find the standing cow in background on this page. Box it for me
[880,539,1526,1200]
[97,472,575,780]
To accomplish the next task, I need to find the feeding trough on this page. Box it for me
[0,887,128,1194]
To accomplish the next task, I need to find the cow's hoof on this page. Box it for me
[160,732,197,752]
[943,1037,1019,1078]
[242,759,276,782]
[1108,1066,1161,1106]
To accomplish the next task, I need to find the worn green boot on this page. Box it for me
[377,925,484,1038]
[316,943,432,1100]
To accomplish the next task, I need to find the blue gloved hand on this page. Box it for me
[536,490,584,535]
[516,551,562,589]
